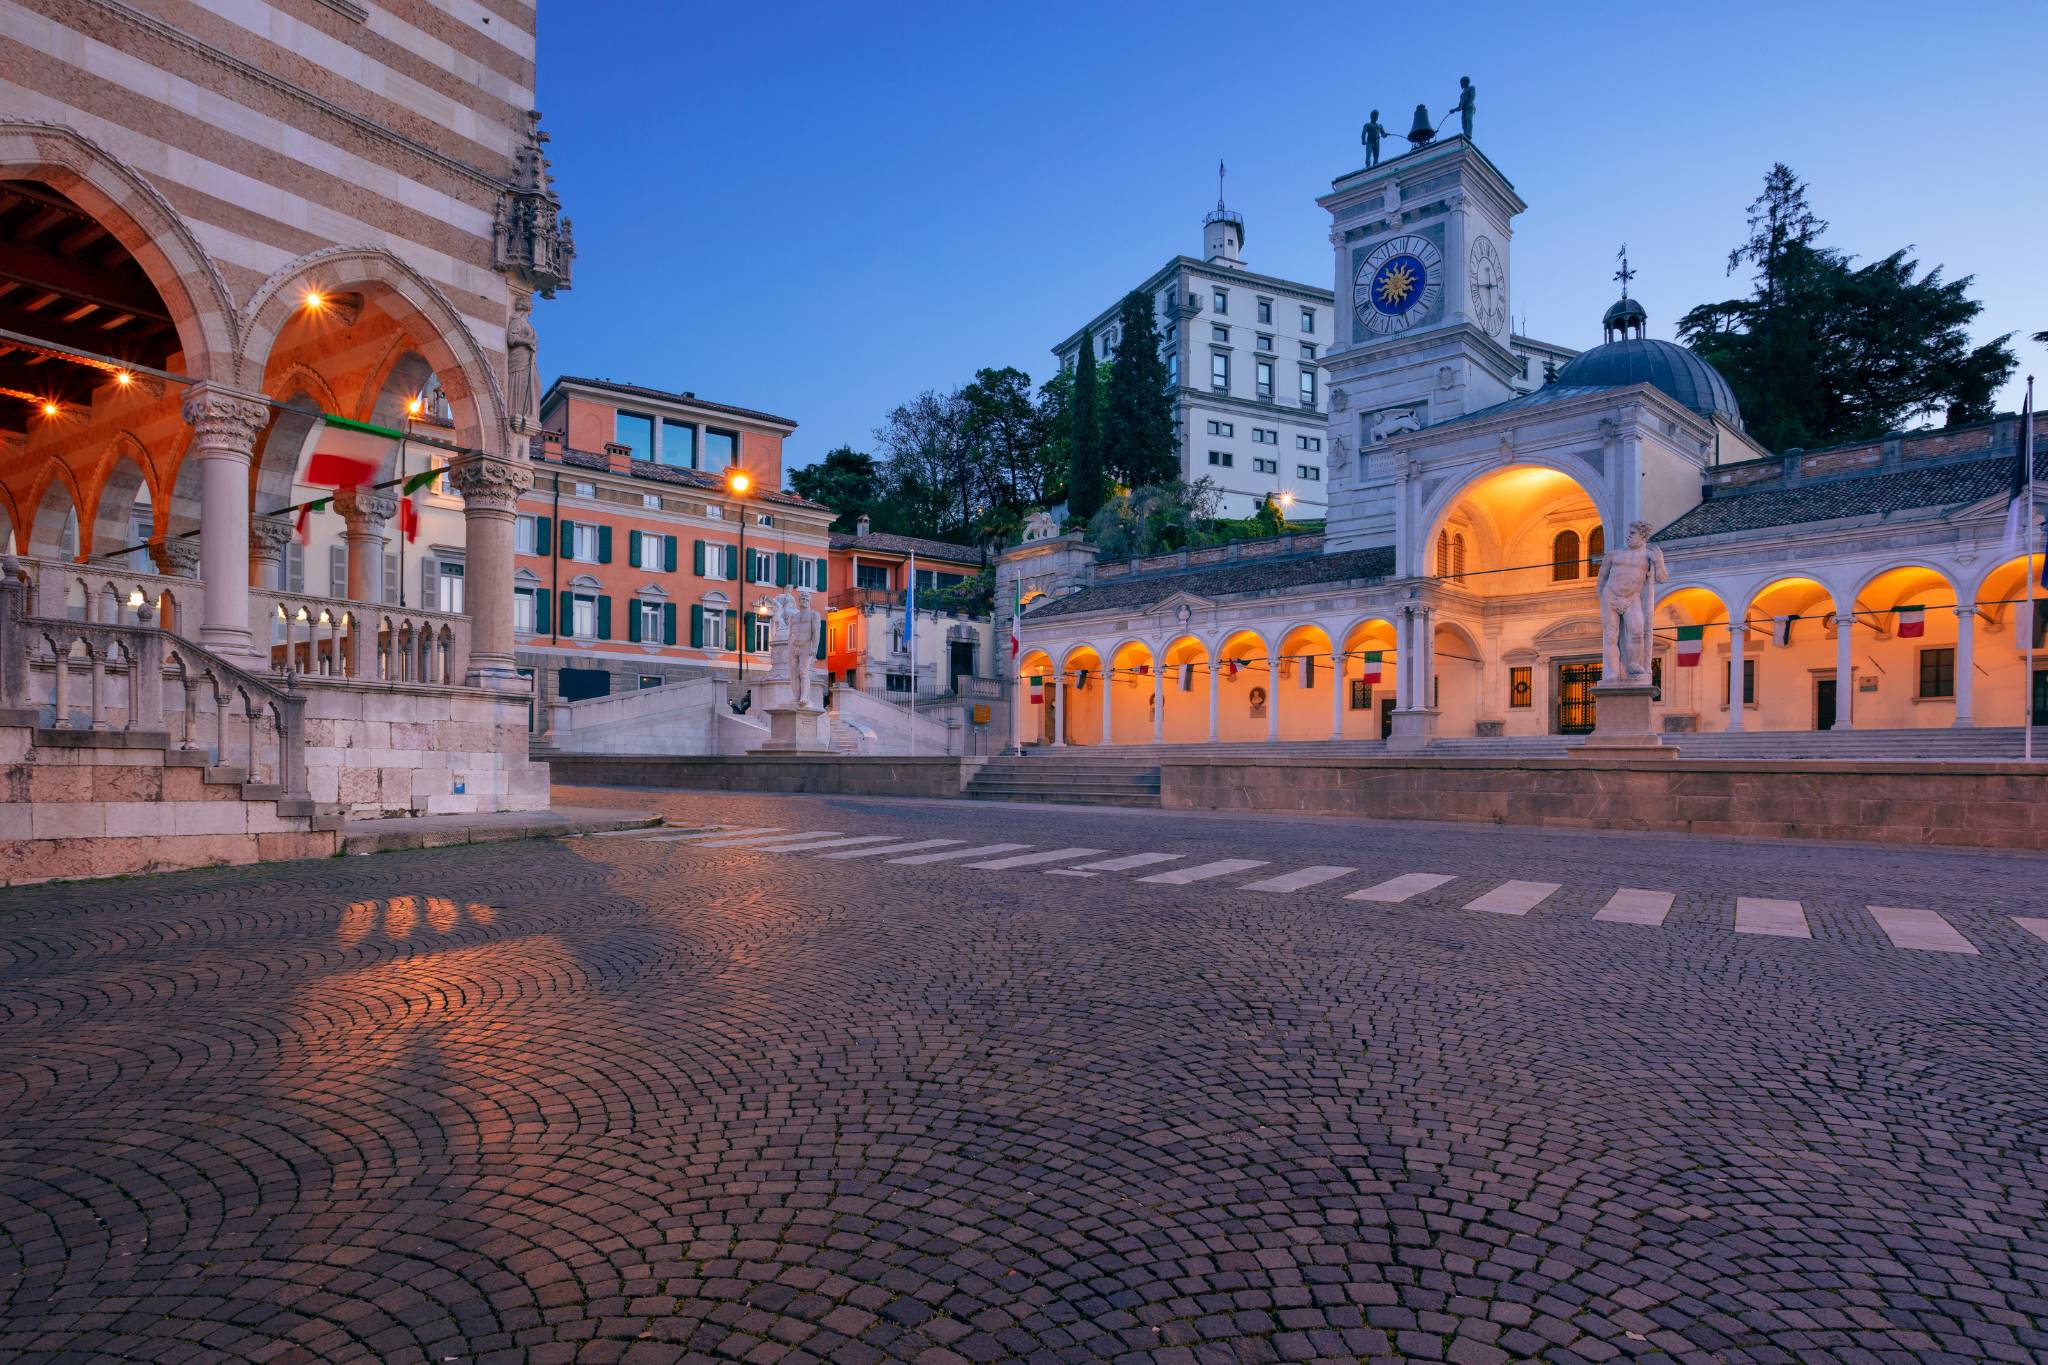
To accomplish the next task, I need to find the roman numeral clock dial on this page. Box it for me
[1354,234,1443,336]
[1469,234,1508,335]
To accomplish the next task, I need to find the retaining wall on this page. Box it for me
[545,754,982,799]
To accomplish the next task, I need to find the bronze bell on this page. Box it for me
[1406,103,1436,147]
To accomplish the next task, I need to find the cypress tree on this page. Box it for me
[1102,289,1178,488]
[1068,328,1106,521]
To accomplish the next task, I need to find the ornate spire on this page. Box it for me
[1602,243,1648,343]
[494,110,575,298]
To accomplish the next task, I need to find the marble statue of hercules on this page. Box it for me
[783,588,823,709]
[1596,521,1666,682]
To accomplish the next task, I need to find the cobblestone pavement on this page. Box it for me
[3,786,2046,1365]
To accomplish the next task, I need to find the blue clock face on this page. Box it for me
[1354,233,1445,336]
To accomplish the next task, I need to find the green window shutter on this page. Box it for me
[817,623,827,660]
[664,536,678,573]
[775,552,788,586]
[628,532,641,569]
[598,525,613,564]
[535,516,551,548]
[596,595,612,640]
[559,593,574,636]
[535,589,551,634]
[726,549,738,582]
[559,519,575,557]
[689,604,704,648]
[725,609,738,650]
[627,602,641,642]
[693,539,705,576]
[663,602,677,645]
[815,557,828,592]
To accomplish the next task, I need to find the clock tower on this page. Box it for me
[1317,134,1527,552]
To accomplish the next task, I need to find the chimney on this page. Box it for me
[856,514,871,537]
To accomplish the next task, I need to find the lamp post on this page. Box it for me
[728,468,751,680]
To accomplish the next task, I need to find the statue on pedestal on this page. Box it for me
[1361,110,1388,168]
[778,587,822,709]
[1449,77,1476,140]
[1596,521,1666,683]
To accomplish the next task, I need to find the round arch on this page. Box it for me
[1274,623,1333,741]
[1418,462,1613,596]
[238,247,509,457]
[1057,643,1105,746]
[1106,639,1156,744]
[252,365,345,513]
[1336,616,1397,739]
[85,436,158,564]
[1158,634,1211,744]
[1214,628,1269,743]
[1017,647,1056,747]
[0,121,237,377]
[26,471,82,560]
[0,483,17,556]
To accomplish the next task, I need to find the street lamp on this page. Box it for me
[728,467,752,679]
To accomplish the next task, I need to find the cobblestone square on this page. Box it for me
[3,787,2045,1364]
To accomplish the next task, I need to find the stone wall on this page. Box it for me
[1160,755,2048,851]
[546,755,981,799]
[302,681,548,817]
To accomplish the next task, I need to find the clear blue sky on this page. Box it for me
[535,0,2048,479]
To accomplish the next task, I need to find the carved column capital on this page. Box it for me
[333,487,399,530]
[249,516,296,558]
[179,382,271,454]
[150,537,202,579]
[448,454,534,512]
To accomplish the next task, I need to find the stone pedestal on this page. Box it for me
[1584,682,1675,758]
[754,704,835,754]
[1386,707,1439,753]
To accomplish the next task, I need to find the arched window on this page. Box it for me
[1587,525,1606,575]
[1551,529,1581,582]
[1451,533,1467,581]
[1435,528,1450,578]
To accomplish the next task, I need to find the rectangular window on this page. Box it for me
[515,515,537,554]
[1296,435,1322,451]
[639,600,663,643]
[1207,450,1233,467]
[702,428,738,473]
[1257,298,1272,324]
[659,418,696,468]
[571,523,599,562]
[1509,666,1532,708]
[639,675,663,689]
[1300,307,1315,332]
[614,411,654,463]
[1206,419,1234,436]
[1918,647,1956,699]
[1723,658,1758,706]
[435,561,464,614]
[1350,679,1372,710]
[1254,457,1278,474]
[1256,360,1273,398]
[573,481,595,498]
[749,548,776,582]
[571,595,597,639]
[886,672,912,693]
[1300,342,1316,360]
[1166,352,1178,385]
[856,563,890,591]
[1299,369,1317,405]
[701,606,727,650]
[914,569,965,592]
[1255,333,1274,353]
[1212,289,1228,313]
[642,493,662,510]
[1211,352,1229,390]
[1210,324,1229,343]
[1252,427,1277,444]
[1296,464,1322,481]
[514,587,535,634]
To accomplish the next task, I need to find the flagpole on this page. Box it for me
[2027,376,2036,761]
[907,551,917,760]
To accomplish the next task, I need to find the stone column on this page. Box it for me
[1152,655,1164,743]
[1052,672,1065,747]
[1954,605,1975,727]
[1395,609,1414,710]
[450,454,535,688]
[1330,645,1345,739]
[334,487,397,605]
[1833,611,1855,730]
[1207,657,1220,741]
[1726,624,1746,732]
[1266,653,1280,742]
[179,382,271,659]
[1098,662,1112,745]
[248,516,295,589]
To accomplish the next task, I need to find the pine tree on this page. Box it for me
[1101,290,1178,489]
[1068,328,1106,521]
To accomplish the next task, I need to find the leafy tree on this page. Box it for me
[1101,291,1178,488]
[873,388,980,538]
[1086,479,1221,559]
[1680,165,2015,450]
[788,445,883,533]
[1068,329,1107,520]
[960,366,1061,509]
[1252,493,1287,536]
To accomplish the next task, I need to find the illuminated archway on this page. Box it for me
[1159,634,1211,743]
[1850,565,1959,729]
[1275,622,1335,740]
[1654,585,1731,731]
[1971,556,2047,729]
[1058,644,1104,746]
[1106,639,1156,744]
[1338,617,1397,739]
[1740,576,1839,731]
[1422,463,1609,597]
[1433,619,1483,735]
[1215,629,1268,742]
[1017,648,1054,747]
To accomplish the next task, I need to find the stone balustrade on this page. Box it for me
[19,554,196,631]
[248,592,470,687]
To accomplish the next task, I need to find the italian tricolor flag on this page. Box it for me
[1896,604,1926,638]
[1675,625,1704,667]
[1028,675,1044,705]
[1362,650,1384,683]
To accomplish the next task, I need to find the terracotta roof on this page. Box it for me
[1031,546,1397,620]
[1654,451,2038,542]
[546,376,798,430]
[830,531,984,565]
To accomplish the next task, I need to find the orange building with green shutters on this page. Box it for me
[515,378,832,718]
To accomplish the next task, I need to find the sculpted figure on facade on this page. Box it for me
[1023,510,1059,542]
[767,587,797,647]
[781,587,822,708]
[1596,520,1666,682]
[1360,111,1388,168]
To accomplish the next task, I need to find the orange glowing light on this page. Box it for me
[405,395,425,418]
[114,370,132,386]
[302,289,326,311]
[727,470,751,495]
[40,400,59,417]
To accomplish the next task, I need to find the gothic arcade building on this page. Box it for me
[1002,135,2045,752]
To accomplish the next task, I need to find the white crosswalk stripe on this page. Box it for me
[1346,872,1455,904]
[2016,917,2048,946]
[1239,865,1357,893]
[693,829,840,848]
[889,842,1031,865]
[1735,897,1810,938]
[1595,888,1675,926]
[752,835,907,854]
[649,826,786,843]
[1137,858,1269,885]
[1867,906,1978,954]
[967,847,1105,870]
[1069,853,1185,873]
[816,839,965,860]
[1465,881,1560,916]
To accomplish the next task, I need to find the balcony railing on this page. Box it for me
[253,591,469,686]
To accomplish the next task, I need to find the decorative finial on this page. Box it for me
[1614,244,1635,301]
[1216,159,1227,213]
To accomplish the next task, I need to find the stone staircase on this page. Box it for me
[1666,726,2047,762]
[963,752,1163,807]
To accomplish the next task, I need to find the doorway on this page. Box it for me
[1555,659,1600,734]
[948,639,975,693]
[1379,697,1395,740]
[1815,677,1838,732]
[2033,669,2047,725]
